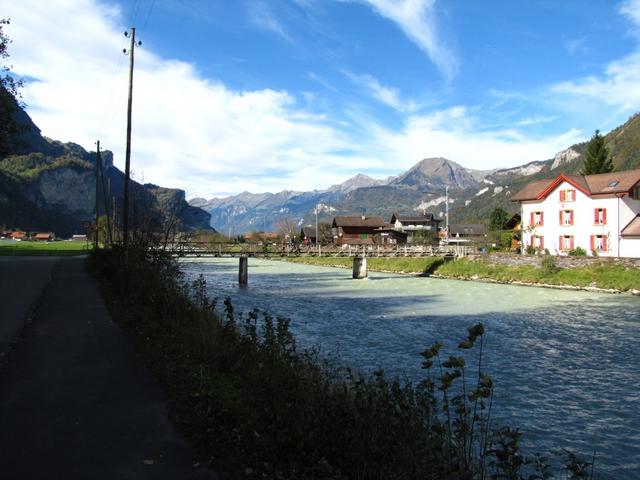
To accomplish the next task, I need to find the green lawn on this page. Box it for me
[284,256,445,274]
[0,240,91,256]
[283,255,640,292]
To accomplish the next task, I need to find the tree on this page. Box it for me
[580,129,613,175]
[489,207,509,231]
[0,18,24,158]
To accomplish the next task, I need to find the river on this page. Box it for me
[182,257,640,479]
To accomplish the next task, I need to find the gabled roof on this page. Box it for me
[449,224,486,236]
[332,216,386,228]
[511,169,640,202]
[621,214,640,237]
[391,213,440,223]
[301,226,316,238]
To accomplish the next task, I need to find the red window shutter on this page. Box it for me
[590,235,595,252]
[594,209,598,224]
[560,190,566,202]
[559,210,563,225]
[602,236,607,251]
[559,235,563,250]
[570,236,574,250]
[603,209,607,225]
[530,212,534,226]
[540,236,544,249]
[540,212,544,226]
[570,210,574,225]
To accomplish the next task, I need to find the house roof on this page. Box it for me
[449,224,486,236]
[301,226,316,238]
[621,214,640,237]
[391,213,440,223]
[34,232,54,239]
[332,216,386,228]
[511,169,640,202]
[503,213,521,230]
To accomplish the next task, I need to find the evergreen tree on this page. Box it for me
[488,207,509,231]
[580,129,613,175]
[0,18,24,158]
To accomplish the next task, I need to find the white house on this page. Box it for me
[511,169,640,257]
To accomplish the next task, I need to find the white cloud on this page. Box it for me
[362,107,582,170]
[4,0,581,199]
[549,1,640,115]
[359,0,457,79]
[343,71,417,112]
[246,0,293,42]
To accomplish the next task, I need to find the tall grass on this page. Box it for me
[90,246,596,479]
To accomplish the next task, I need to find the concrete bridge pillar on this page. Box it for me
[239,256,248,286]
[352,255,367,279]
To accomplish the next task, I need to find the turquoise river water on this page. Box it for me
[182,258,640,479]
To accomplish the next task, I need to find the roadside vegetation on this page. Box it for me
[285,255,640,292]
[0,240,90,256]
[90,244,596,479]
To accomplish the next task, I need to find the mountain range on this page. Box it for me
[191,113,640,235]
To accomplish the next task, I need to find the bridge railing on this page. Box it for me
[166,242,475,258]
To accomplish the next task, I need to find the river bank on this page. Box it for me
[280,255,640,294]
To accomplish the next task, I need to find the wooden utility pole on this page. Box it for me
[94,140,100,249]
[122,27,141,251]
[97,144,113,247]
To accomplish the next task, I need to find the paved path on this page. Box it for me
[0,256,218,479]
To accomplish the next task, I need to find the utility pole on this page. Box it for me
[97,144,113,247]
[122,27,142,251]
[94,140,100,250]
[444,186,449,244]
[315,204,319,256]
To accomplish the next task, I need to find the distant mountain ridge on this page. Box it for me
[192,114,640,234]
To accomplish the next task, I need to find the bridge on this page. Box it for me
[165,242,472,258]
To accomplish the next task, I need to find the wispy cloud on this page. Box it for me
[246,0,292,42]
[563,37,588,55]
[343,71,417,112]
[358,0,458,79]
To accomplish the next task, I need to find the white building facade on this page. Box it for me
[512,170,640,257]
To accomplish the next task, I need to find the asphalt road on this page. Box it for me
[0,256,218,479]
[0,256,60,358]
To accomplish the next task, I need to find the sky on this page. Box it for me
[4,0,640,198]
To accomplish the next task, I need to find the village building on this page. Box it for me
[389,213,441,243]
[33,232,55,241]
[511,169,640,257]
[332,215,387,244]
[300,226,317,244]
[447,224,487,239]
[10,231,28,241]
[373,226,407,245]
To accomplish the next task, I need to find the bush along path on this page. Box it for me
[90,246,598,480]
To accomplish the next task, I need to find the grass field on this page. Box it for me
[0,240,91,256]
[283,255,640,292]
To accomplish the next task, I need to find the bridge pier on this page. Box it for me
[352,255,367,279]
[239,256,248,286]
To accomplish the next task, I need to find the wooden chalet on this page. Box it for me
[9,231,28,241]
[33,232,55,241]
[448,224,487,239]
[332,215,386,245]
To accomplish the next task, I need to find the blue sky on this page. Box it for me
[5,0,640,197]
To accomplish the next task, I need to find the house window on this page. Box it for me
[594,208,607,225]
[591,235,607,253]
[530,211,544,226]
[559,210,574,226]
[559,189,576,202]
[532,235,544,250]
[634,185,640,199]
[559,235,574,251]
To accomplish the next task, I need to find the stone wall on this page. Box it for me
[466,252,640,269]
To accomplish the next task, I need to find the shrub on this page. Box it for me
[541,254,558,275]
[569,247,588,257]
